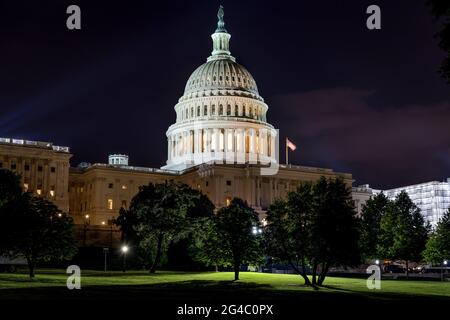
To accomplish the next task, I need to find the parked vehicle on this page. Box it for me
[0,256,27,273]
[383,264,405,273]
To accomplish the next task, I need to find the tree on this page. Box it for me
[118,182,213,273]
[378,191,430,277]
[197,198,263,281]
[0,169,77,278]
[265,177,360,286]
[423,209,450,264]
[264,187,313,285]
[0,169,22,207]
[309,177,360,285]
[359,193,390,261]
[426,0,450,83]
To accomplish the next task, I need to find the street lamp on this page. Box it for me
[252,226,263,235]
[375,259,380,265]
[442,260,448,281]
[83,214,90,246]
[121,245,129,272]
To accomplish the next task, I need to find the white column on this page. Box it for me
[167,136,171,162]
[235,129,244,164]
[249,129,257,164]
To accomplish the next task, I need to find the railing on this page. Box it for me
[0,137,70,153]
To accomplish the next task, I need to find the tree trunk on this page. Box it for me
[26,256,35,278]
[318,262,328,286]
[312,260,318,286]
[405,260,409,279]
[234,261,240,281]
[150,234,164,273]
[290,260,311,286]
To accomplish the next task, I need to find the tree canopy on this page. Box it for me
[426,0,450,83]
[0,169,77,278]
[195,198,263,280]
[423,209,450,264]
[114,182,214,273]
[265,177,360,286]
[359,193,389,261]
[377,191,430,276]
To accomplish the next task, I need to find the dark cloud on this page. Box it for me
[271,88,450,188]
[1,0,450,189]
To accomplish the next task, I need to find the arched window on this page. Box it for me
[204,105,208,116]
[197,106,200,117]
[191,107,194,117]
[219,104,223,115]
[212,104,216,115]
[227,105,231,116]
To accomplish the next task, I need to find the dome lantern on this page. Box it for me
[209,6,234,62]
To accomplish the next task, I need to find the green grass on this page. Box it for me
[0,269,449,302]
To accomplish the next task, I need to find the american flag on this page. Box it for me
[286,138,297,151]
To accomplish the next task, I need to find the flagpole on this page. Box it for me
[286,137,288,165]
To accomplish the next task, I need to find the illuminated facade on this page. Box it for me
[0,137,71,212]
[384,179,450,227]
[0,7,353,247]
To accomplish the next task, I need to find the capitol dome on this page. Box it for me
[183,59,260,99]
[162,6,277,171]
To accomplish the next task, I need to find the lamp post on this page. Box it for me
[121,245,129,272]
[442,260,448,281]
[83,214,90,246]
[103,247,109,272]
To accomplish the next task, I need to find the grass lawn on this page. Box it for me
[0,269,449,303]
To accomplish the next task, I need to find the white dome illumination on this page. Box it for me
[162,6,277,171]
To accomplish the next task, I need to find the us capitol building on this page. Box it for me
[0,7,354,246]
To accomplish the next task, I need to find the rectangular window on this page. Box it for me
[50,167,56,173]
[11,163,16,170]
[107,199,113,210]
[24,164,30,171]
[226,180,231,186]
[121,200,127,208]
[108,183,114,189]
[37,165,43,172]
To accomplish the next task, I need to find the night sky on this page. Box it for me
[1,0,449,189]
